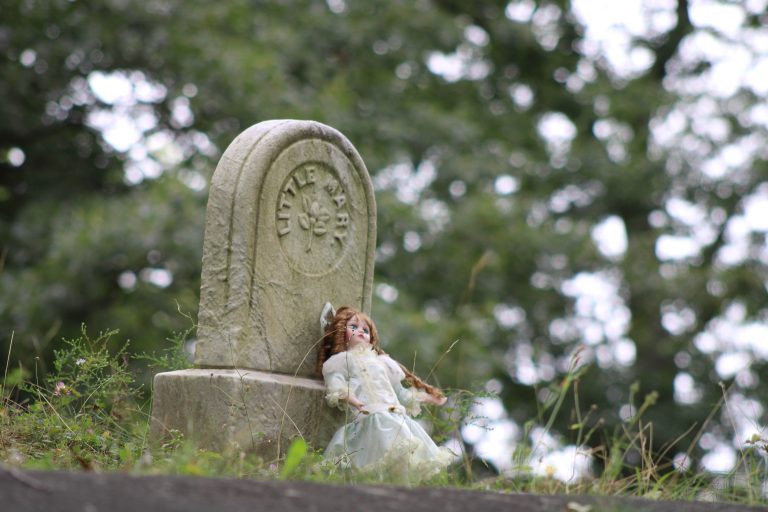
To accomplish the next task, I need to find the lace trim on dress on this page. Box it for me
[325,389,345,409]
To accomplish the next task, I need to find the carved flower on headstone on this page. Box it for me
[298,195,330,252]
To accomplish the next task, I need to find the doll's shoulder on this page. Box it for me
[322,352,350,377]
[378,353,405,381]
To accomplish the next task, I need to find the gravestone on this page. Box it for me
[151,120,376,457]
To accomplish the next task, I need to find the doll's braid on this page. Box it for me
[396,360,445,399]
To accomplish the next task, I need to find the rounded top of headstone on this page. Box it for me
[226,119,362,162]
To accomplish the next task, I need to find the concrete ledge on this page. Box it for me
[3,469,763,512]
[151,369,342,459]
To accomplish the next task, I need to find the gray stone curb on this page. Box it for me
[1,468,765,512]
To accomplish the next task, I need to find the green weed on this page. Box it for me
[478,351,768,507]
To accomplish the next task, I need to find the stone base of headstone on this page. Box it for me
[151,369,341,459]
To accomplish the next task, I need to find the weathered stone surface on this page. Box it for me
[151,369,342,458]
[195,120,376,376]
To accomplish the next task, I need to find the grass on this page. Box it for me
[1,327,767,507]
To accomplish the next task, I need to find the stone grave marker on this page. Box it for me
[151,120,376,456]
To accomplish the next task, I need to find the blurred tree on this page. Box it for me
[2,0,767,473]
[0,0,207,371]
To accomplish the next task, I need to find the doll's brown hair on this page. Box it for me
[315,306,444,399]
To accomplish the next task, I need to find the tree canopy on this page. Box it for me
[2,0,767,475]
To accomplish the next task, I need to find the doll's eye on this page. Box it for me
[362,328,369,334]
[349,324,357,330]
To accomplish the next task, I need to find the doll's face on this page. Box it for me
[345,315,371,350]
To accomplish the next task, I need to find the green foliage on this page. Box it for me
[2,327,145,470]
[481,358,768,506]
[0,324,195,471]
[47,327,134,412]
[279,438,309,479]
[136,305,195,373]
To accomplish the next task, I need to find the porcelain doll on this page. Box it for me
[316,305,453,481]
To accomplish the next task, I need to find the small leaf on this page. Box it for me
[314,225,327,235]
[181,462,205,476]
[280,438,308,479]
[302,195,311,212]
[298,214,310,230]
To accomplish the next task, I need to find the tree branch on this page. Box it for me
[650,0,692,80]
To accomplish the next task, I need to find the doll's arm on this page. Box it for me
[324,371,366,412]
[393,383,432,416]
[342,394,366,411]
[323,371,348,408]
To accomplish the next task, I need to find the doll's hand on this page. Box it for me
[424,394,447,406]
[346,396,367,412]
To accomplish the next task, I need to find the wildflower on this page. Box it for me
[76,358,86,365]
[53,381,69,396]
[544,464,557,478]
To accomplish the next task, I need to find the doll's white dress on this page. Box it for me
[322,344,453,481]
